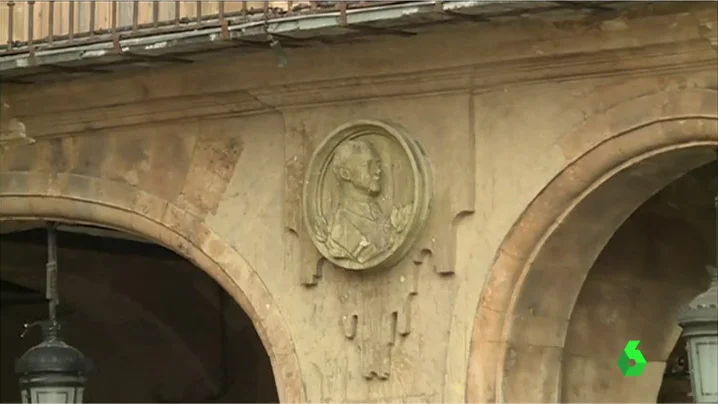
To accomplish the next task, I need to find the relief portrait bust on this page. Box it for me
[303,120,432,271]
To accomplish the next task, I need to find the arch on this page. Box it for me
[0,172,306,403]
[467,88,718,403]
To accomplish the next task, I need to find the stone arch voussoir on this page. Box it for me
[467,88,718,403]
[0,171,305,403]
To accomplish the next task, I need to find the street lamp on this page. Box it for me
[677,264,718,403]
[676,161,718,403]
[15,223,92,403]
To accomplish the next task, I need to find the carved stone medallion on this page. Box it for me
[303,120,432,271]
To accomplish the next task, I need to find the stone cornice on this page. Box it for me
[255,39,717,107]
[2,31,716,142]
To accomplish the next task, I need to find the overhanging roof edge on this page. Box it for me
[0,0,482,74]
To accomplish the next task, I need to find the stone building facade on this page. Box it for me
[1,1,716,402]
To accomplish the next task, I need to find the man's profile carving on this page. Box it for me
[303,120,431,271]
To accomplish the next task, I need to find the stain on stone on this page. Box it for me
[177,130,244,217]
[99,131,150,186]
[196,133,244,181]
[71,136,109,178]
[0,170,29,194]
[143,126,197,202]
[49,138,69,173]
[1,143,38,172]
[118,133,150,166]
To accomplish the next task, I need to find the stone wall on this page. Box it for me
[1,2,716,402]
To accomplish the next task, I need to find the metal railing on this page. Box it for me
[1,1,384,55]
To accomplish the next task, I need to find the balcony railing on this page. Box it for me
[1,1,381,55]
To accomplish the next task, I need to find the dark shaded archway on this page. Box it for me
[1,222,279,402]
[0,183,305,402]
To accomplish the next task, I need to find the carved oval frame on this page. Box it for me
[303,119,432,271]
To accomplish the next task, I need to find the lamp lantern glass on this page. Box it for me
[15,321,92,404]
[677,265,718,404]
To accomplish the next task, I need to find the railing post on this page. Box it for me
[152,0,160,28]
[48,0,55,43]
[68,0,75,41]
[111,0,117,33]
[89,0,96,36]
[27,0,35,50]
[339,2,347,26]
[219,0,229,40]
[196,1,202,28]
[7,1,14,50]
[111,1,119,52]
[132,0,139,34]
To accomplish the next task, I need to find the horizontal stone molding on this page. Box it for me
[3,36,716,140]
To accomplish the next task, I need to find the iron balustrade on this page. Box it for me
[0,1,391,56]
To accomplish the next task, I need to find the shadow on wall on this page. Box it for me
[0,227,279,403]
[658,336,692,403]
